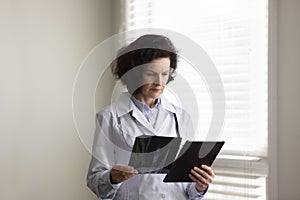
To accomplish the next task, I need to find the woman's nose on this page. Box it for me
[153,75,163,85]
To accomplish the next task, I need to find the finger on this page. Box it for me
[125,165,135,171]
[115,167,137,176]
[112,164,126,172]
[193,167,209,179]
[201,165,215,177]
[127,166,138,173]
[120,165,133,172]
[190,171,210,192]
[124,167,138,175]
[124,173,137,180]
[188,173,207,190]
[125,166,139,174]
[193,166,215,181]
[113,165,135,173]
[190,169,207,184]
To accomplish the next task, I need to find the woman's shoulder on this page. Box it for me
[96,92,132,117]
[96,104,116,117]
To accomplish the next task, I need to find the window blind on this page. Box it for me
[120,0,268,199]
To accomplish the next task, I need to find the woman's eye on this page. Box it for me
[146,73,155,76]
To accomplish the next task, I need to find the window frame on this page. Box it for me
[115,0,279,199]
[267,0,279,199]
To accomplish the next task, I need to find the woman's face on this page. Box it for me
[135,57,171,105]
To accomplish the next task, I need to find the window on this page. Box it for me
[120,0,268,199]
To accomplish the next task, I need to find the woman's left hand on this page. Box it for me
[189,165,215,192]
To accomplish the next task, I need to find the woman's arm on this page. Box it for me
[87,157,121,199]
[86,112,120,199]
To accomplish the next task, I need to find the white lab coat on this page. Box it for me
[87,92,206,200]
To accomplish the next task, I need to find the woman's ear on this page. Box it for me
[167,75,172,84]
[167,68,175,83]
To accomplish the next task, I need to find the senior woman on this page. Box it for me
[87,34,215,199]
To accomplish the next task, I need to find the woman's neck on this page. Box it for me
[132,94,157,108]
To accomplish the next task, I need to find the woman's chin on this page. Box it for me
[149,92,162,99]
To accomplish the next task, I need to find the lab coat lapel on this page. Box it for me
[131,108,155,133]
[115,92,155,133]
[154,107,169,131]
[155,95,178,135]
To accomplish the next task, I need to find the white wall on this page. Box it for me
[278,0,300,199]
[0,0,113,199]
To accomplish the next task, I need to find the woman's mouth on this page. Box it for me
[151,88,161,91]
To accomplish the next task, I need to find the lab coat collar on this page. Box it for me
[160,94,177,114]
[115,92,154,130]
[115,92,134,117]
[115,92,177,118]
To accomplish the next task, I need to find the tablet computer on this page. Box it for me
[163,141,225,182]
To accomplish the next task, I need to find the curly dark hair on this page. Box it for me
[111,34,178,94]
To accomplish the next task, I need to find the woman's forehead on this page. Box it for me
[143,58,171,71]
[149,57,170,64]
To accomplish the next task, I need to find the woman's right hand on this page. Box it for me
[110,164,138,184]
